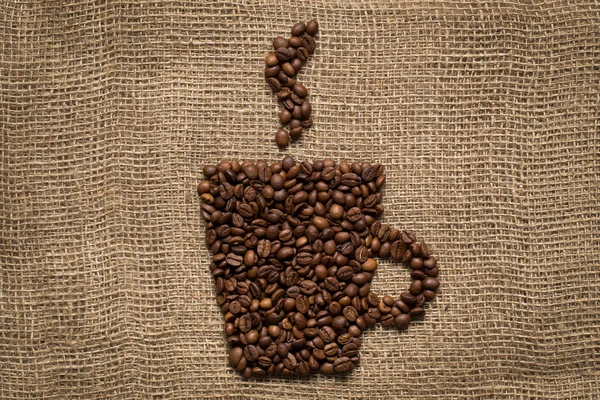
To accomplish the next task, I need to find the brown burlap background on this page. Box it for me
[2,1,600,399]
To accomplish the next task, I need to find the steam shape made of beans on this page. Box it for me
[198,156,440,378]
[265,20,319,148]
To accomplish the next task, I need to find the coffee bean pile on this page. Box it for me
[197,156,439,378]
[265,21,319,148]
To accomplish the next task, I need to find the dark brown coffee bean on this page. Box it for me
[284,60,299,75]
[267,77,281,91]
[422,277,440,291]
[257,355,273,369]
[265,53,279,67]
[361,166,378,182]
[296,46,309,61]
[293,83,308,98]
[331,316,348,331]
[275,128,289,147]
[323,342,338,357]
[400,292,416,306]
[292,105,302,120]
[265,65,280,78]
[335,266,353,281]
[341,173,361,187]
[319,326,336,343]
[401,230,416,244]
[273,36,288,49]
[410,257,424,270]
[410,307,425,318]
[423,290,436,301]
[424,256,437,269]
[277,71,289,85]
[301,35,317,53]
[291,22,306,36]
[295,296,309,313]
[409,280,423,296]
[401,249,413,264]
[275,46,291,62]
[306,20,319,36]
[419,241,430,258]
[283,353,297,370]
[342,342,358,357]
[276,87,291,100]
[290,127,303,140]
[243,345,259,362]
[320,362,335,375]
[351,273,370,286]
[228,347,244,368]
[289,36,303,48]
[226,253,243,267]
[390,240,407,260]
[290,93,304,106]
[282,98,295,111]
[257,240,271,258]
[333,356,353,373]
[394,314,411,330]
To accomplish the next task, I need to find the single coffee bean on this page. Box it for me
[361,258,377,272]
[423,277,440,291]
[424,256,437,269]
[291,58,303,73]
[296,46,309,61]
[273,36,288,49]
[291,22,306,37]
[289,126,303,140]
[333,356,353,373]
[243,344,259,362]
[394,314,411,330]
[228,347,244,367]
[410,307,425,318]
[267,77,281,91]
[265,65,280,78]
[301,35,317,53]
[306,20,319,35]
[293,83,308,98]
[265,53,279,67]
[289,36,303,48]
[409,280,423,296]
[276,87,291,100]
[275,128,289,147]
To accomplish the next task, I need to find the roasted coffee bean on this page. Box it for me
[290,127,303,140]
[275,128,289,148]
[333,356,353,373]
[265,53,279,67]
[291,22,306,37]
[306,20,319,36]
[199,155,438,378]
[394,314,411,330]
[273,36,288,49]
[228,347,244,368]
[301,35,317,53]
[267,77,281,91]
[296,46,309,61]
[243,345,259,362]
[291,58,303,73]
[423,277,440,291]
[293,83,308,98]
[288,36,303,48]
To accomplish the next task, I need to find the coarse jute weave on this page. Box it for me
[1,1,599,399]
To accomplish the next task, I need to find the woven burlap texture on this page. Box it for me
[1,1,599,399]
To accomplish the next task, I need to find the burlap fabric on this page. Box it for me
[2,1,599,399]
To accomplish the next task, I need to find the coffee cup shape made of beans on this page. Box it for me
[198,156,440,378]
